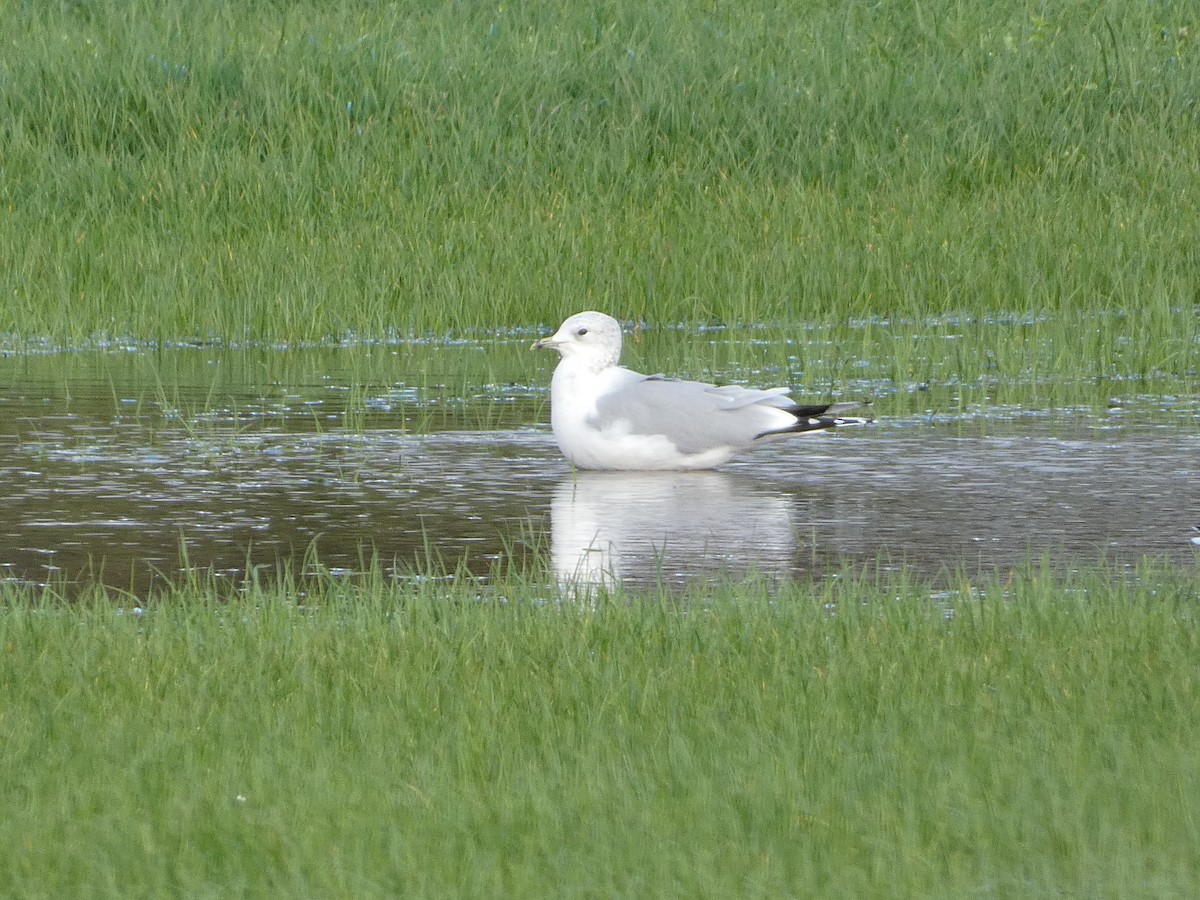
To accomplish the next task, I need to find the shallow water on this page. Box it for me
[1,345,1196,594]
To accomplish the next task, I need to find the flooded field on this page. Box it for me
[1,343,1196,594]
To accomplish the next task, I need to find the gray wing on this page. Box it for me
[589,375,796,454]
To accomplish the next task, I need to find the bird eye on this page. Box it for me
[576,327,588,336]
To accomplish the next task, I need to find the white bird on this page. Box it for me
[532,311,870,471]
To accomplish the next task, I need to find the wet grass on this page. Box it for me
[2,564,1198,897]
[0,0,1197,392]
[3,318,1197,444]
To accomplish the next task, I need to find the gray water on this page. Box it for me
[1,346,1197,594]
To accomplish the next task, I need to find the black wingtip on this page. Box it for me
[784,400,872,418]
[755,413,873,440]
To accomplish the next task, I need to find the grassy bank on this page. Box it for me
[2,565,1198,897]
[0,0,1196,385]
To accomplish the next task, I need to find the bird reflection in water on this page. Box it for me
[550,471,797,590]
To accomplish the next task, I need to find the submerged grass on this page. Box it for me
[2,565,1198,897]
[0,0,1196,387]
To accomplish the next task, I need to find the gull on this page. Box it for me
[532,311,869,471]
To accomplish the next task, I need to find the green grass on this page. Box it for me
[2,565,1198,897]
[2,5,1198,894]
[0,0,1196,388]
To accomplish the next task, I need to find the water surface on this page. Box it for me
[1,344,1196,594]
